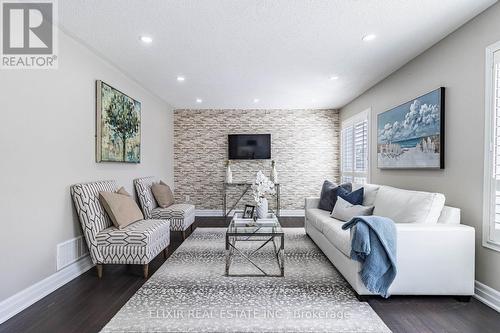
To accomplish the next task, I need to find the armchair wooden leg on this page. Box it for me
[163,246,169,259]
[182,230,186,240]
[143,264,149,278]
[96,264,103,279]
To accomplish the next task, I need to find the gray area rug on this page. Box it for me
[102,228,390,333]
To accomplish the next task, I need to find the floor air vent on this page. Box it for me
[57,236,89,270]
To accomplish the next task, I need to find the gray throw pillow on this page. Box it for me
[330,197,374,222]
[318,180,352,211]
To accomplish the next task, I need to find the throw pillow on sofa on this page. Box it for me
[331,197,374,222]
[337,186,364,205]
[151,181,175,208]
[99,191,144,229]
[117,186,131,196]
[352,183,380,206]
[373,185,445,224]
[318,180,352,211]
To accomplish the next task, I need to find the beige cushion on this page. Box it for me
[99,191,144,229]
[117,187,131,196]
[151,181,174,208]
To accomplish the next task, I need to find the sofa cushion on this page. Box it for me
[331,197,374,222]
[306,208,332,233]
[373,186,445,224]
[338,187,364,205]
[322,217,352,257]
[437,206,461,224]
[99,191,144,229]
[353,183,380,206]
[318,180,352,211]
[151,182,174,208]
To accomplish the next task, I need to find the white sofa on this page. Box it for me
[305,184,475,299]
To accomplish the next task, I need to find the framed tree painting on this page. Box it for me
[96,80,141,163]
[377,87,445,169]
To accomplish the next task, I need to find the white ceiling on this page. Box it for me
[59,0,496,109]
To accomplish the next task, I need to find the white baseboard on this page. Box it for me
[0,255,94,324]
[196,209,225,216]
[280,209,305,217]
[196,209,305,217]
[474,280,500,313]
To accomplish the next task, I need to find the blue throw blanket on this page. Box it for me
[342,216,397,298]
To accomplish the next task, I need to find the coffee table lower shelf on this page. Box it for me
[225,231,285,277]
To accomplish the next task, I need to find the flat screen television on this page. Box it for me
[228,134,271,160]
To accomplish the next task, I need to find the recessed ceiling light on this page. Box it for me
[140,35,153,44]
[329,76,339,80]
[177,76,185,82]
[362,34,377,42]
[196,98,202,103]
[253,98,260,103]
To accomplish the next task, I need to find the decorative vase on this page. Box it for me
[270,160,278,184]
[256,198,268,219]
[225,163,233,183]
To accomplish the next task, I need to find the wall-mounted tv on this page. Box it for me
[228,134,271,160]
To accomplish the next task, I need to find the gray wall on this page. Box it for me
[340,2,500,290]
[0,31,174,301]
[174,109,340,212]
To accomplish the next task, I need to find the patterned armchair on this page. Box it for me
[134,176,195,239]
[70,180,170,278]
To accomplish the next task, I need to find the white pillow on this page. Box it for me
[330,197,374,222]
[373,186,445,224]
[352,183,380,206]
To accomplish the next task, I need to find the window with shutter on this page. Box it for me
[341,110,370,185]
[483,43,500,251]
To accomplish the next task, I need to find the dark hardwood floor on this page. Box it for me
[1,216,499,333]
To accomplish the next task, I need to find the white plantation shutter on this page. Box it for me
[354,119,368,173]
[342,126,353,173]
[484,45,500,251]
[341,110,370,184]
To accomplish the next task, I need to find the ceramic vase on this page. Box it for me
[256,198,268,219]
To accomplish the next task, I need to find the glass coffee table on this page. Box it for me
[225,213,284,277]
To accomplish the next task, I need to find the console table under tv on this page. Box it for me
[223,182,281,217]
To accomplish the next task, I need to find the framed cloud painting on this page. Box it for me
[96,81,141,163]
[377,87,444,169]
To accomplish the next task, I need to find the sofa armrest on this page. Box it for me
[305,197,320,210]
[392,223,475,295]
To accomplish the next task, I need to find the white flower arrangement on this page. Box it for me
[251,170,276,206]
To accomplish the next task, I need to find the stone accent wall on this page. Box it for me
[174,109,340,212]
